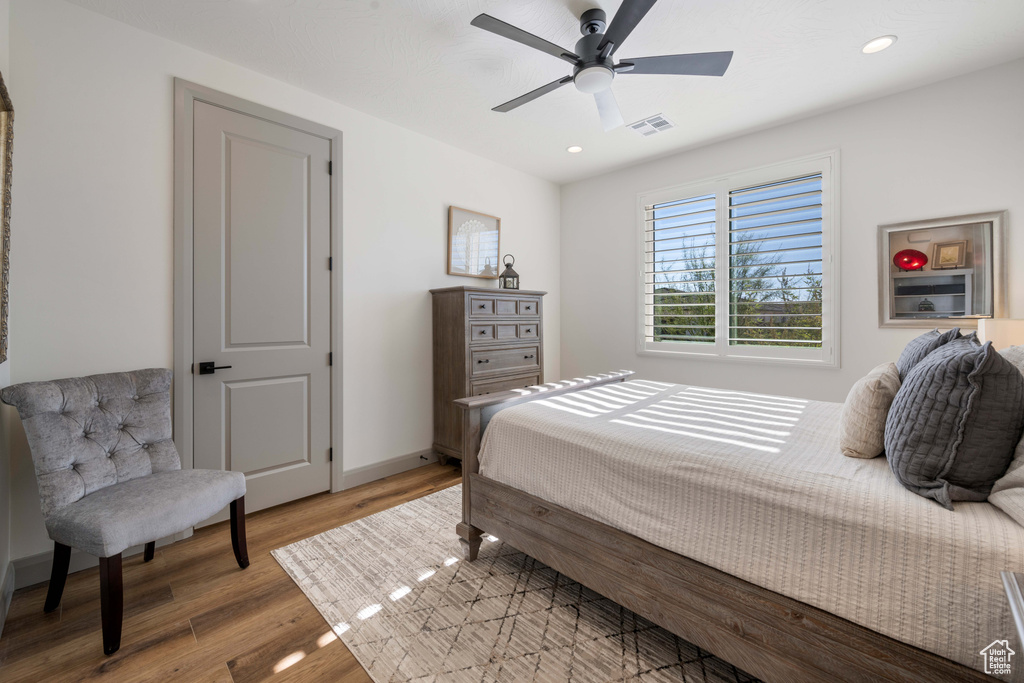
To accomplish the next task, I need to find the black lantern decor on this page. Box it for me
[499,254,519,290]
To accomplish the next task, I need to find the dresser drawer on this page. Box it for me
[469,297,494,316]
[517,299,539,315]
[518,323,538,339]
[471,374,541,396]
[471,324,494,341]
[471,345,540,376]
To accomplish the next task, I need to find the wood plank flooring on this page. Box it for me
[0,462,462,683]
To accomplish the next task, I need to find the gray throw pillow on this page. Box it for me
[885,337,1024,510]
[895,327,962,380]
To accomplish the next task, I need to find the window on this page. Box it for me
[639,152,838,366]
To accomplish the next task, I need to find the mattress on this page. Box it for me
[477,379,1024,680]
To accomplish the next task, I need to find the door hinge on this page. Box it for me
[328,352,333,366]
[328,160,332,175]
[329,447,333,462]
[328,256,333,271]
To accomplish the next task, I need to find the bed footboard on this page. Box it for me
[453,371,634,560]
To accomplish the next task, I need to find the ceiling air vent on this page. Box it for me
[628,114,675,137]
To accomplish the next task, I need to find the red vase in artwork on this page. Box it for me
[893,249,928,271]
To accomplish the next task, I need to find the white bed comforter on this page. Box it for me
[478,380,1024,680]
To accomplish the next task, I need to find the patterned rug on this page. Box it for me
[272,485,761,683]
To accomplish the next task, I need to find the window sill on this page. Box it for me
[636,346,840,369]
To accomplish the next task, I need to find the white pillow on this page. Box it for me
[991,346,1024,526]
[990,440,1024,526]
[1000,345,1024,375]
[839,362,901,459]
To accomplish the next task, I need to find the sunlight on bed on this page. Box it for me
[531,379,670,418]
[611,385,807,453]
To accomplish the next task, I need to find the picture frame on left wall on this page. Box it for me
[447,206,500,279]
[0,69,12,364]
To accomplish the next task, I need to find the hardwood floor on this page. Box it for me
[0,462,462,683]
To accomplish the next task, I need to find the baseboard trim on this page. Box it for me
[0,561,14,639]
[12,532,186,590]
[340,448,438,490]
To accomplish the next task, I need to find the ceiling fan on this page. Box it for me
[470,0,733,131]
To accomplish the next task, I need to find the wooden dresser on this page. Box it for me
[430,286,545,462]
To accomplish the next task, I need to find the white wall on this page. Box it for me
[7,0,561,562]
[560,58,1024,403]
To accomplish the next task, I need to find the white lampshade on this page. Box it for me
[978,319,1024,350]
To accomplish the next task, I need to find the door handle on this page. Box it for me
[198,362,233,375]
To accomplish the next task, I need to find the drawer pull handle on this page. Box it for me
[525,305,532,310]
[478,359,490,364]
[479,304,486,309]
[525,328,532,333]
[524,354,535,359]
[479,330,487,334]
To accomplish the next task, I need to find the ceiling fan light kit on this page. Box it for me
[574,65,614,94]
[470,0,733,131]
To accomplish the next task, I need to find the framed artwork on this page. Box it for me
[0,70,11,363]
[447,206,500,279]
[932,240,968,270]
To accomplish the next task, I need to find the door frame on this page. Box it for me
[173,78,343,492]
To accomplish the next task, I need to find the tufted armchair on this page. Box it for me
[1,368,248,655]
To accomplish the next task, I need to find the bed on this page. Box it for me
[455,371,1020,682]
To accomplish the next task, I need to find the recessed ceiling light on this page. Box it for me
[862,35,897,54]
[566,145,583,154]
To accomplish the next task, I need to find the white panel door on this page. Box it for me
[192,100,332,522]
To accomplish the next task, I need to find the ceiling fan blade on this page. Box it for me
[594,88,624,131]
[617,52,734,76]
[471,14,580,66]
[598,0,658,55]
[493,76,573,113]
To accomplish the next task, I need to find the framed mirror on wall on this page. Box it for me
[878,211,1007,329]
[447,206,500,279]
[0,70,11,363]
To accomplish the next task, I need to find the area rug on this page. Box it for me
[272,485,761,683]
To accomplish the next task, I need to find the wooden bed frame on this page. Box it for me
[454,371,994,683]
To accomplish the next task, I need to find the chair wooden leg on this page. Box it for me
[230,497,250,569]
[43,542,71,613]
[143,541,155,563]
[99,554,123,656]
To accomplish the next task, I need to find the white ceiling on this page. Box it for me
[66,0,1024,184]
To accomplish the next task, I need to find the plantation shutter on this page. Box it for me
[727,173,824,349]
[643,193,717,344]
